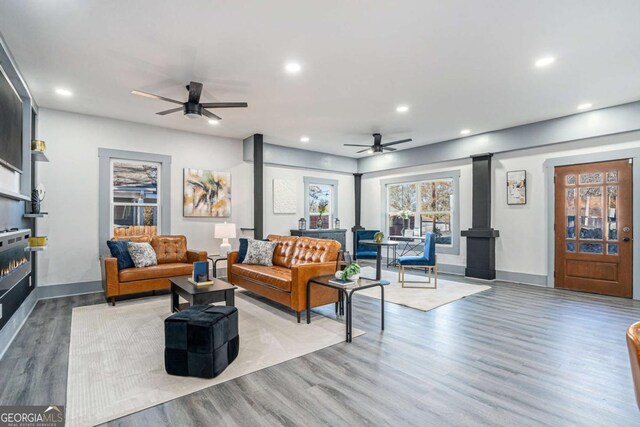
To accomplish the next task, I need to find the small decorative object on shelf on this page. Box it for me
[333,218,340,229]
[316,200,328,229]
[298,217,307,230]
[374,231,384,243]
[31,184,45,214]
[31,139,46,152]
[28,236,48,247]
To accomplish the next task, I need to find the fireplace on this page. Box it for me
[0,230,31,298]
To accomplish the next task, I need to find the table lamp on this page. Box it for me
[215,222,236,256]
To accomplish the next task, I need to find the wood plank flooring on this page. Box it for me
[1,275,640,426]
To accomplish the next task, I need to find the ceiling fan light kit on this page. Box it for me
[131,81,248,122]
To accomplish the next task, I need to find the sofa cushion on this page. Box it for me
[267,235,298,268]
[128,242,158,268]
[231,264,292,292]
[152,235,189,264]
[243,240,278,266]
[291,237,340,266]
[119,262,193,282]
[107,239,135,270]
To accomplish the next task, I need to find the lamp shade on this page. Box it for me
[215,222,236,239]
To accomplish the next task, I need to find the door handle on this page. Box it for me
[623,237,631,242]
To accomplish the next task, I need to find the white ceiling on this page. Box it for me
[1,0,640,157]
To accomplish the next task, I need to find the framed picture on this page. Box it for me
[507,170,526,205]
[183,168,231,217]
[273,179,297,214]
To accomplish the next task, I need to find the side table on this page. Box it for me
[207,255,228,278]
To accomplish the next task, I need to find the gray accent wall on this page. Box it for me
[244,139,358,173]
[359,101,640,174]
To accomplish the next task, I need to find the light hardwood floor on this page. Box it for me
[1,273,639,426]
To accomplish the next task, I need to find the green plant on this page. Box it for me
[318,200,328,217]
[373,231,384,243]
[397,209,413,220]
[341,263,361,280]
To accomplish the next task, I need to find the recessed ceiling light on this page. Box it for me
[285,62,302,74]
[535,56,556,68]
[577,103,593,111]
[396,105,409,113]
[460,129,471,135]
[208,119,219,125]
[300,136,310,143]
[55,88,73,97]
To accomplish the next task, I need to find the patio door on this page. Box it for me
[554,159,633,297]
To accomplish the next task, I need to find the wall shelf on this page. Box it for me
[23,213,48,218]
[24,245,47,252]
[0,187,31,202]
[31,150,49,162]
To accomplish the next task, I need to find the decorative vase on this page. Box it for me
[316,217,323,229]
[31,190,41,214]
[335,271,360,281]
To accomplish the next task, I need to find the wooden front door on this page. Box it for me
[554,159,633,297]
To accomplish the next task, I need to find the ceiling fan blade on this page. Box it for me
[202,109,222,121]
[131,90,184,105]
[382,147,397,151]
[382,138,412,147]
[344,144,372,147]
[156,107,183,116]
[357,148,372,153]
[187,81,203,104]
[201,102,248,108]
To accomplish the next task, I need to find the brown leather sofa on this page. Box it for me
[227,234,340,322]
[102,235,207,305]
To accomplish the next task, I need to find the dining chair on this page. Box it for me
[397,232,437,288]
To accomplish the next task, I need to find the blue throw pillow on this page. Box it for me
[237,238,249,263]
[107,240,135,270]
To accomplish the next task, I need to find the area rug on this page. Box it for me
[66,292,363,427]
[357,266,490,311]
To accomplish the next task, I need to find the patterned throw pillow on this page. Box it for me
[127,242,158,268]
[242,240,278,266]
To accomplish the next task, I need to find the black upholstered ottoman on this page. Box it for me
[164,305,239,378]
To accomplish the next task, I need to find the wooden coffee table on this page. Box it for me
[169,276,237,313]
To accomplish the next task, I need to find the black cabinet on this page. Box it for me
[290,229,347,249]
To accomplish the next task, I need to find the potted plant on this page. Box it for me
[335,262,361,281]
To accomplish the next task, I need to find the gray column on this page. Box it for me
[252,134,264,240]
[351,173,364,258]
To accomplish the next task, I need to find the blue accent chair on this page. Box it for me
[397,232,437,288]
[355,229,379,260]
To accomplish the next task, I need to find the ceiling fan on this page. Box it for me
[344,133,412,154]
[131,81,247,121]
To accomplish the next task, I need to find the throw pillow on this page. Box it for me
[127,242,158,268]
[106,240,134,270]
[237,238,249,263]
[242,240,278,266]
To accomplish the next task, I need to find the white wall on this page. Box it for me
[362,131,640,281]
[263,165,355,251]
[36,108,252,288]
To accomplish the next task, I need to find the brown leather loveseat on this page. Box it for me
[227,234,340,322]
[102,235,207,305]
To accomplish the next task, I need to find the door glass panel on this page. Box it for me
[579,242,603,254]
[566,188,576,238]
[607,171,618,183]
[607,243,618,255]
[607,186,618,240]
[579,172,603,185]
[565,174,576,186]
[579,187,603,240]
[566,242,576,252]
